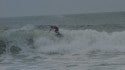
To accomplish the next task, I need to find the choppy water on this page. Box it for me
[0,12,125,70]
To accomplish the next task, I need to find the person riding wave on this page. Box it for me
[49,25,62,37]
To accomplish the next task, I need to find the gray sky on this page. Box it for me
[1,0,125,17]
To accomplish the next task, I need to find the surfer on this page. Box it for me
[49,25,62,37]
[49,25,59,34]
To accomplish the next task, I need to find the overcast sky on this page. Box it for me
[0,0,125,17]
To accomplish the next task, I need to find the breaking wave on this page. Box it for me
[0,25,125,57]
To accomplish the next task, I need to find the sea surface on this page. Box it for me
[0,12,125,70]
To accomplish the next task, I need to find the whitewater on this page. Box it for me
[0,12,125,70]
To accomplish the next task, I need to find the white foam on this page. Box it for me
[2,28,125,54]
[1,28,125,70]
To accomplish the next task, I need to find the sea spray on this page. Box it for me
[1,27,125,56]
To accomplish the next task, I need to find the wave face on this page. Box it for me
[1,12,125,70]
[1,25,125,70]
[1,26,125,55]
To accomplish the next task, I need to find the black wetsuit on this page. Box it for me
[49,26,63,37]
[50,26,59,33]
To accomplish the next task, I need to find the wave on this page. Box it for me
[0,25,125,57]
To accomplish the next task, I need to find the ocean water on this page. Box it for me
[0,12,125,70]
